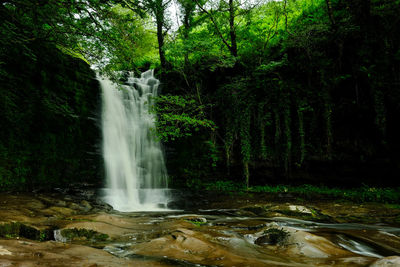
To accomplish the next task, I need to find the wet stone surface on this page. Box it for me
[0,192,400,266]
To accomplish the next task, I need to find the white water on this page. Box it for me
[100,70,170,211]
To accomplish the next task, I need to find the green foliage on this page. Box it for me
[101,4,160,72]
[2,0,400,190]
[0,222,53,241]
[164,0,400,186]
[205,180,246,192]
[152,95,216,141]
[183,179,400,204]
[250,184,400,204]
[184,179,245,191]
[184,218,207,227]
[0,40,100,190]
[206,140,219,168]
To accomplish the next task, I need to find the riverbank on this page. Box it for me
[181,180,400,204]
[1,190,400,266]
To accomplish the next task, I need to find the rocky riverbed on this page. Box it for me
[1,189,400,266]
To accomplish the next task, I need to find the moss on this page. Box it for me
[0,41,101,191]
[264,228,289,243]
[385,204,400,210]
[184,217,207,227]
[60,228,109,242]
[0,222,53,241]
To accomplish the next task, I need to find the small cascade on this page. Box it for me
[53,229,67,243]
[99,70,170,211]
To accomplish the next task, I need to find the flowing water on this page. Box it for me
[98,209,400,266]
[99,70,170,211]
[1,192,400,266]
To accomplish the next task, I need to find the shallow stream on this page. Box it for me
[1,192,400,266]
[98,208,400,266]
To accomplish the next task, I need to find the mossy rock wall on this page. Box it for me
[0,41,101,190]
[0,222,53,241]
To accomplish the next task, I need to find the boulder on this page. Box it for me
[0,239,171,267]
[370,256,400,266]
[284,228,354,258]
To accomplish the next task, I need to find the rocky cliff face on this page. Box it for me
[0,41,101,190]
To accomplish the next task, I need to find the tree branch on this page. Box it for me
[193,0,232,52]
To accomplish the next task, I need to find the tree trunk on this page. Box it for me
[324,0,336,27]
[228,0,237,57]
[156,16,166,69]
[182,5,191,67]
[154,0,167,69]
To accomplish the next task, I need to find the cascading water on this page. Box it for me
[99,70,170,211]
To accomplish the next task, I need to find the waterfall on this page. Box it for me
[99,70,170,211]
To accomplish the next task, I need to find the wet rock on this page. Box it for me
[0,245,12,256]
[288,205,312,214]
[68,185,96,200]
[233,209,259,216]
[0,192,399,266]
[338,256,374,266]
[0,239,170,267]
[314,202,400,224]
[0,194,46,211]
[370,256,400,266]
[231,221,267,231]
[62,213,147,239]
[241,205,268,216]
[80,200,92,212]
[255,228,289,246]
[93,198,114,212]
[59,228,109,242]
[284,227,354,258]
[331,229,400,255]
[268,204,333,222]
[42,206,76,217]
[37,196,66,207]
[67,202,82,211]
[166,201,181,210]
[130,228,274,267]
